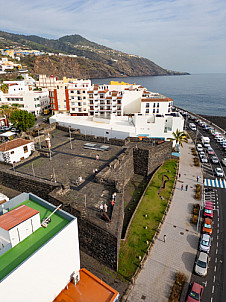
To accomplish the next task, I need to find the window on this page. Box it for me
[153,109,155,113]
[157,103,159,107]
[23,146,28,153]
[11,151,14,154]
[157,109,159,113]
[146,109,149,113]
[153,103,155,107]
[168,108,170,112]
[146,103,149,108]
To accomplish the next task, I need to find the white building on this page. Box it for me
[0,138,34,164]
[0,193,119,302]
[0,192,80,302]
[0,204,40,251]
[49,111,184,141]
[0,81,50,116]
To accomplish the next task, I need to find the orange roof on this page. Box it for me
[54,268,119,302]
[0,205,39,231]
[0,138,33,152]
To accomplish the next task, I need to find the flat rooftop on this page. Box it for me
[53,268,119,302]
[0,199,69,281]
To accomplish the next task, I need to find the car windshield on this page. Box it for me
[205,209,212,214]
[197,260,207,268]
[204,223,211,228]
[189,291,200,301]
[202,239,209,246]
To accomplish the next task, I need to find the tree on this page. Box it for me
[168,129,189,149]
[9,110,35,132]
[0,83,9,93]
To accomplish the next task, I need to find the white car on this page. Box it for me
[199,234,211,253]
[200,156,208,163]
[199,151,205,157]
[197,144,203,152]
[222,158,226,166]
[215,168,224,177]
[195,252,209,277]
[211,156,219,164]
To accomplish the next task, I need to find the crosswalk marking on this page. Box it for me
[204,178,226,189]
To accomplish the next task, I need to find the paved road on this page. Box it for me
[184,115,226,302]
[126,139,201,302]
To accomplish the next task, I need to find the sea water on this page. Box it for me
[92,73,226,116]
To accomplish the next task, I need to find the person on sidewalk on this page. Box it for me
[186,184,188,191]
[179,173,181,178]
[181,184,184,191]
[100,204,103,213]
[163,235,166,243]
[197,176,199,182]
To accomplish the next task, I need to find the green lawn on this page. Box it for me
[0,199,69,281]
[118,159,178,279]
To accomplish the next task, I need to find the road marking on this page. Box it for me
[218,217,219,222]
[215,257,218,263]
[213,275,216,283]
[217,223,219,228]
[214,266,217,272]
[217,241,218,247]
[211,297,213,302]
[217,229,219,233]
[217,235,219,240]
[212,285,215,294]
[216,249,218,254]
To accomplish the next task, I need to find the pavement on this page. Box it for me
[126,138,202,302]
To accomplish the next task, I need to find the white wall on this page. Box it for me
[122,90,142,115]
[0,219,80,302]
[1,142,34,164]
[8,213,40,247]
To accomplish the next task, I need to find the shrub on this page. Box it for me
[196,184,202,193]
[192,214,198,224]
[195,192,201,200]
[169,272,187,302]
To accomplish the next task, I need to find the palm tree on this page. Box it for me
[168,129,189,150]
[0,83,9,94]
[11,103,21,110]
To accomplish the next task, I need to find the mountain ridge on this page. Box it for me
[0,30,189,79]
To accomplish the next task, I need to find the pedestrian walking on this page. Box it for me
[197,176,199,182]
[104,203,108,213]
[96,154,100,160]
[50,174,53,182]
[185,184,188,191]
[163,235,166,243]
[100,204,103,213]
[181,184,184,191]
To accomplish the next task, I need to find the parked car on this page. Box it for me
[211,156,219,164]
[199,151,205,157]
[202,218,213,235]
[200,156,208,163]
[194,252,209,277]
[199,234,211,253]
[186,282,204,302]
[207,147,214,155]
[222,158,226,166]
[204,207,213,219]
[197,144,203,152]
[215,167,224,177]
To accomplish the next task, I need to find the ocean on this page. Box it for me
[92,73,226,117]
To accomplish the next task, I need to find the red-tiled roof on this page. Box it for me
[0,205,39,231]
[0,138,33,152]
[54,268,119,302]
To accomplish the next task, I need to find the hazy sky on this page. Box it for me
[0,0,226,73]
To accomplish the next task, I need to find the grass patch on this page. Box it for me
[118,159,178,279]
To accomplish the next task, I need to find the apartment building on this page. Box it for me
[0,81,50,116]
[49,79,91,116]
[140,91,173,115]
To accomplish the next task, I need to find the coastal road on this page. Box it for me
[184,114,226,302]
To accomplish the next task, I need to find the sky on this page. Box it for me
[0,0,226,73]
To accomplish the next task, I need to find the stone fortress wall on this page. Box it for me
[0,124,172,270]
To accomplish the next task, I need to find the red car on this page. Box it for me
[204,206,213,219]
[187,282,204,302]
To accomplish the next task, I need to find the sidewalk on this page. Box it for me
[126,139,202,302]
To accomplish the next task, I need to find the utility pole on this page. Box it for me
[69,126,72,149]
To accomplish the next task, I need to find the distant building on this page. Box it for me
[0,138,34,164]
[0,81,50,116]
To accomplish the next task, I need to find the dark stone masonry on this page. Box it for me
[0,125,172,270]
